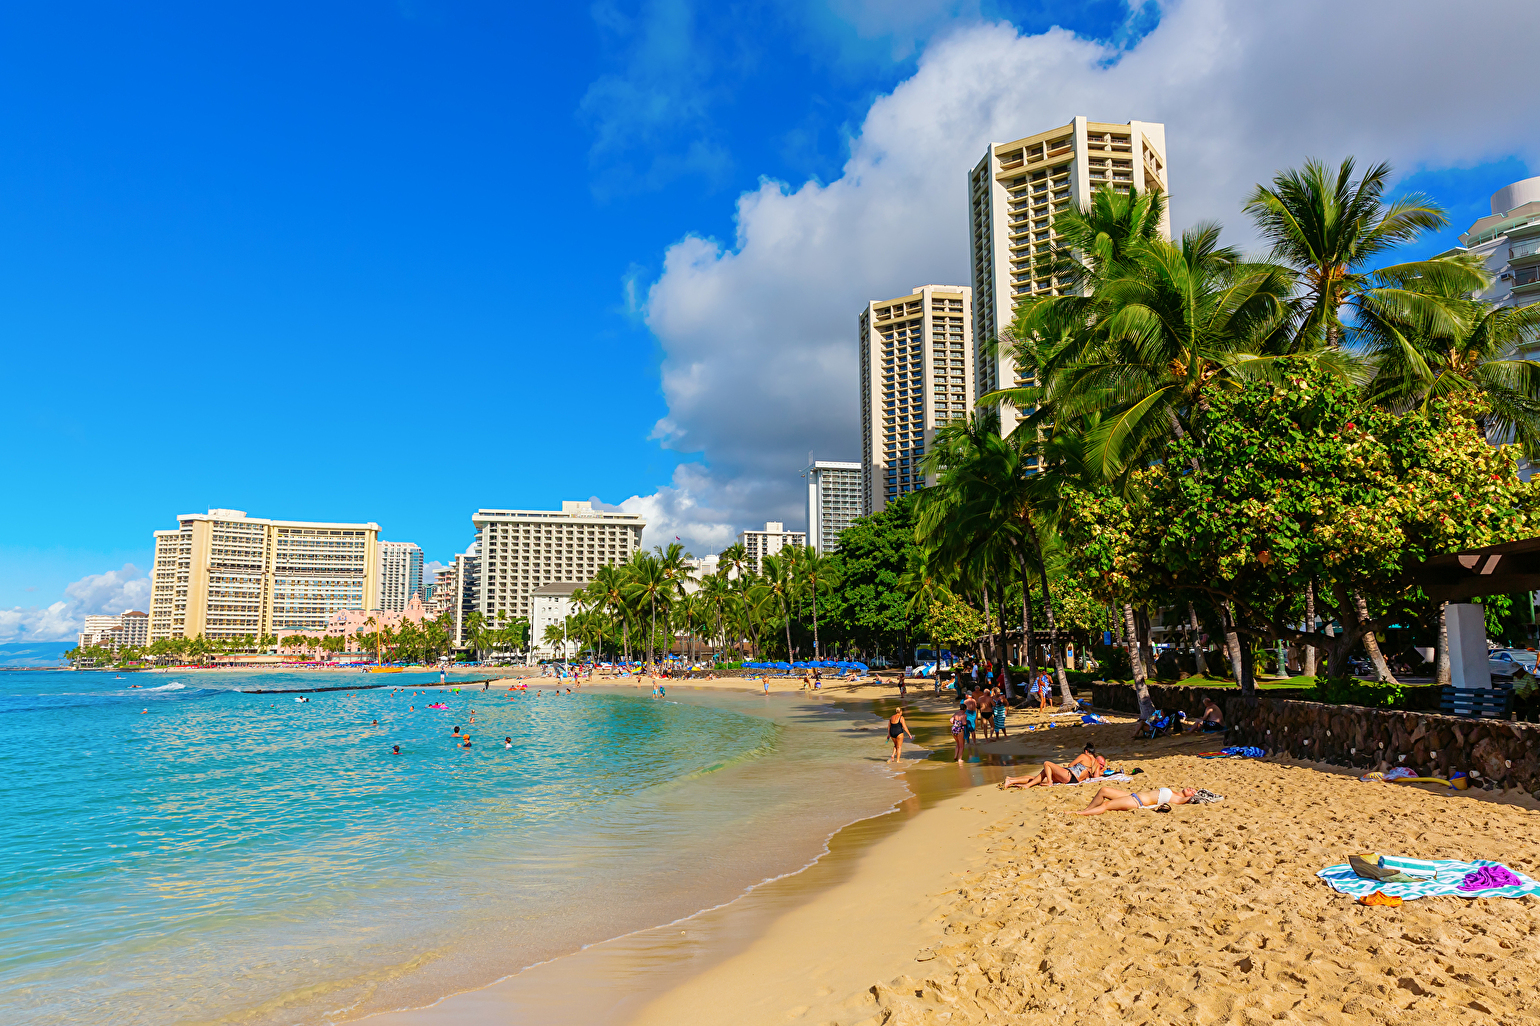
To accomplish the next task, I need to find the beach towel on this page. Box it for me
[1317,855,1540,901]
[1080,714,1107,724]
[1056,772,1132,786]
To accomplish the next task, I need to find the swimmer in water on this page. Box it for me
[504,737,512,749]
[462,738,472,748]
[453,725,461,736]
[409,705,414,711]
[372,719,378,727]
[392,745,400,754]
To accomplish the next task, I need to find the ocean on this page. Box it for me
[0,669,907,1026]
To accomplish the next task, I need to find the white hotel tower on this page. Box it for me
[858,284,975,514]
[969,116,1168,437]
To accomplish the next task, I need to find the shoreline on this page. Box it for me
[359,680,1540,1025]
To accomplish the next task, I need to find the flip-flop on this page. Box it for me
[1358,891,1403,907]
[1155,803,1172,813]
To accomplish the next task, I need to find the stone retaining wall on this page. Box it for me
[1090,682,1540,796]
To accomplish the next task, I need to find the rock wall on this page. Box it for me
[1088,682,1540,796]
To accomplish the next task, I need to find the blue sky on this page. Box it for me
[3,0,1539,638]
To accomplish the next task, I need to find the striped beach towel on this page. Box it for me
[1317,855,1540,900]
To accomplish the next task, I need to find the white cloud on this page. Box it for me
[625,0,1540,554]
[0,564,151,642]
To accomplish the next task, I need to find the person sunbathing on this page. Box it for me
[1074,785,1197,815]
[999,745,1103,789]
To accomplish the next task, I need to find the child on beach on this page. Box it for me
[950,707,967,762]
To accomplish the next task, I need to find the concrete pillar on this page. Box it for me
[1445,603,1490,689]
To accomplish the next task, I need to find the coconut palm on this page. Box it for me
[623,551,671,666]
[998,223,1298,483]
[757,553,800,661]
[1360,264,1540,455]
[796,546,840,661]
[1244,157,1478,350]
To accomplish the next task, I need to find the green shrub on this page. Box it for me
[1309,676,1404,709]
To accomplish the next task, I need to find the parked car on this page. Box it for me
[1490,650,1536,679]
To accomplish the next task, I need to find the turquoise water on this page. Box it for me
[0,670,903,1026]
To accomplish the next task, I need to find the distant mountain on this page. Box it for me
[0,642,75,667]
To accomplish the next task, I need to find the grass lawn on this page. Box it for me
[1093,674,1317,690]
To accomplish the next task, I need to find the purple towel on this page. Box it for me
[1459,865,1522,891]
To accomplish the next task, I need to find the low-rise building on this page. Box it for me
[530,581,582,661]
[738,522,806,573]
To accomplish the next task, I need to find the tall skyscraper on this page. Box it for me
[377,541,425,612]
[470,501,646,627]
[737,522,806,573]
[804,459,862,553]
[970,117,1168,436]
[149,509,380,640]
[858,284,975,514]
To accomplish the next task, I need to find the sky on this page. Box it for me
[4,0,1540,641]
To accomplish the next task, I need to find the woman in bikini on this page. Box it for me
[999,745,1103,789]
[1074,785,1197,815]
[886,707,913,762]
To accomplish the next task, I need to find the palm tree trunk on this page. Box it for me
[1123,602,1154,721]
[1220,600,1256,706]
[1014,545,1033,705]
[1355,591,1400,685]
[1302,582,1318,678]
[783,600,793,664]
[649,597,656,667]
[1033,554,1072,706]
[1435,602,1451,687]
[1187,602,1209,675]
[992,567,1012,696]
[1222,600,1244,683]
[811,585,820,662]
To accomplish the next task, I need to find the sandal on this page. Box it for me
[1358,891,1403,907]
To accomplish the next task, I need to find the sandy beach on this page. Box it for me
[360,674,1540,1026]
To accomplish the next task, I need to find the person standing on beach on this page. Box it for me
[950,706,967,762]
[886,707,913,762]
[897,670,907,698]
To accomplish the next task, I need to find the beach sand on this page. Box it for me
[631,710,1540,1026]
[360,676,1540,1025]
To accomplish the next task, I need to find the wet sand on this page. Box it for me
[362,678,1540,1025]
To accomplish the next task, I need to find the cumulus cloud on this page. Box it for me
[624,0,1540,552]
[0,564,152,642]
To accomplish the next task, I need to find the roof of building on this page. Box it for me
[530,581,586,597]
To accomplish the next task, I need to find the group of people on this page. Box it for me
[948,684,1010,761]
[999,743,1201,814]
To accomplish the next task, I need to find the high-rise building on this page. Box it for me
[970,117,1168,436]
[804,459,863,552]
[470,501,646,628]
[1440,176,1540,319]
[79,611,147,650]
[377,541,425,612]
[149,509,380,641]
[859,284,975,513]
[738,521,806,573]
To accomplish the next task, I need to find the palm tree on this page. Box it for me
[717,543,750,580]
[1000,223,1298,482]
[758,553,799,661]
[623,551,670,666]
[542,622,568,661]
[797,546,840,661]
[1361,264,1540,454]
[1244,157,1472,350]
[697,571,734,662]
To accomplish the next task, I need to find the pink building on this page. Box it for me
[278,594,433,656]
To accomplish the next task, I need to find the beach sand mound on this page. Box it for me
[870,755,1540,1025]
